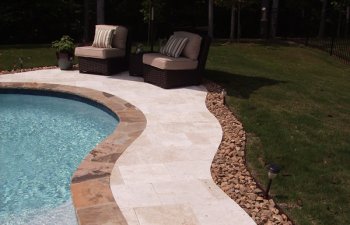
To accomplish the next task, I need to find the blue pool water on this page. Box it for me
[0,90,119,225]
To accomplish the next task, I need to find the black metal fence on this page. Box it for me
[277,0,350,64]
[305,37,350,63]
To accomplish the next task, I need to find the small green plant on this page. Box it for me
[135,43,144,54]
[51,35,75,55]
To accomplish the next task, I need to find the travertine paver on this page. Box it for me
[0,69,256,225]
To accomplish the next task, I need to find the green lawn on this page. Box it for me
[205,42,350,225]
[0,44,57,71]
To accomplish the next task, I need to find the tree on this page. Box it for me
[96,0,105,24]
[83,0,90,43]
[215,0,254,42]
[230,3,237,41]
[270,0,279,38]
[215,0,238,41]
[209,0,214,38]
[331,0,350,37]
[140,0,166,47]
[260,0,269,38]
[347,5,350,37]
[318,0,328,38]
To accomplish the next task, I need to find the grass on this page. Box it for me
[205,42,350,225]
[0,43,156,72]
[0,42,349,224]
[0,44,57,71]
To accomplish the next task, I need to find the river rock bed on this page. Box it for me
[205,81,293,225]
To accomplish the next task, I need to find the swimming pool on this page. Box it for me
[0,89,119,225]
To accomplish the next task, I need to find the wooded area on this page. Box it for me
[0,0,349,44]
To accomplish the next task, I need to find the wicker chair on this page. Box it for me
[143,32,211,89]
[75,25,130,75]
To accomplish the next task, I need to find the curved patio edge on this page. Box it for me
[0,82,147,225]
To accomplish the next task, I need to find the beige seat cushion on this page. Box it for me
[75,46,125,59]
[173,31,202,60]
[143,53,198,70]
[95,25,128,49]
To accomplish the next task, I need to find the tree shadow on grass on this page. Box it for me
[205,69,286,99]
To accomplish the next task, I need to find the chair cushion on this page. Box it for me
[143,53,198,70]
[173,31,202,60]
[160,35,188,58]
[75,46,125,59]
[95,25,128,49]
[92,28,115,48]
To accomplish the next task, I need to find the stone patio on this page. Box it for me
[0,69,256,225]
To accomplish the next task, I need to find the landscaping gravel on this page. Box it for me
[205,81,293,225]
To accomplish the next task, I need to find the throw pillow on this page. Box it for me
[160,35,188,58]
[92,28,115,48]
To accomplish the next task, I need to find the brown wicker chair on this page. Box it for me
[75,25,130,75]
[143,33,211,89]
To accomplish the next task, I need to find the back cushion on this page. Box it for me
[160,35,188,58]
[173,31,202,60]
[95,25,128,49]
[92,28,115,48]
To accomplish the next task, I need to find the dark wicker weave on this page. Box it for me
[78,56,127,75]
[143,65,200,88]
[143,35,211,89]
[129,53,144,76]
[78,30,131,76]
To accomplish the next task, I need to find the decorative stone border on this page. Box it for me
[0,82,146,225]
[206,82,293,225]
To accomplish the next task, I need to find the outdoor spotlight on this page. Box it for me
[264,163,280,198]
[222,89,227,105]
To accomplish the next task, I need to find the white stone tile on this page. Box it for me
[135,145,215,163]
[118,164,173,184]
[191,199,256,225]
[116,149,143,166]
[110,166,124,185]
[199,179,229,200]
[152,180,217,205]
[134,204,200,225]
[119,208,141,225]
[111,183,161,208]
[165,161,212,180]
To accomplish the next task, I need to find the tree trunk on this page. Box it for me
[150,6,155,52]
[96,0,105,24]
[270,0,279,39]
[237,1,241,42]
[83,0,89,43]
[208,0,214,38]
[260,0,269,39]
[147,2,152,46]
[337,10,342,37]
[346,6,350,37]
[229,3,236,42]
[318,0,328,38]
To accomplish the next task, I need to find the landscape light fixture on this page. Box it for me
[221,89,227,105]
[264,163,280,198]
